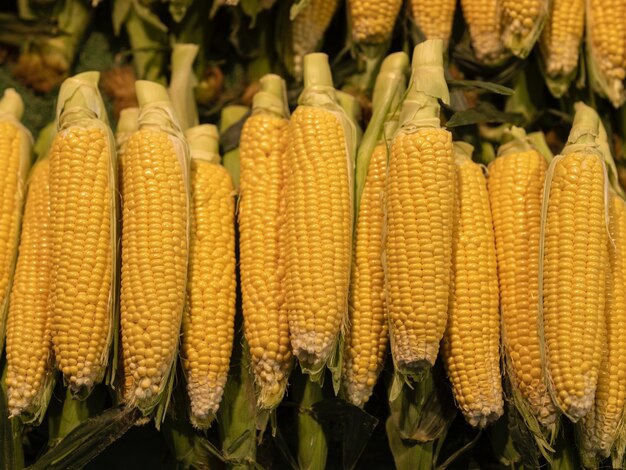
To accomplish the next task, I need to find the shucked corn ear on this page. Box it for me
[5,154,53,423]
[539,102,608,422]
[488,127,556,428]
[580,124,626,461]
[443,142,502,428]
[386,40,455,376]
[284,53,356,379]
[0,89,30,354]
[120,81,190,419]
[580,191,626,460]
[48,72,117,395]
[586,0,626,107]
[410,0,456,46]
[348,0,402,45]
[343,52,409,407]
[291,0,340,80]
[239,75,292,410]
[539,0,584,97]
[181,125,236,428]
[501,0,549,58]
[460,0,507,65]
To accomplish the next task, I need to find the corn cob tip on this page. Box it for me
[0,88,24,120]
[188,381,226,429]
[303,53,334,89]
[136,80,171,107]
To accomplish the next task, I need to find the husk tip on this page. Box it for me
[0,88,24,120]
[303,53,333,90]
[136,80,171,107]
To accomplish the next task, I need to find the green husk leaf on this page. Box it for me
[446,79,514,95]
[552,422,582,470]
[336,90,363,145]
[289,0,311,20]
[597,118,626,199]
[56,71,119,395]
[1,362,25,470]
[308,398,378,469]
[386,418,435,470]
[27,406,142,470]
[537,102,604,423]
[480,141,496,165]
[293,372,328,470]
[0,88,31,355]
[343,44,391,97]
[217,339,258,468]
[527,131,555,163]
[354,51,408,216]
[219,105,250,190]
[115,0,168,83]
[168,43,199,131]
[446,102,525,128]
[169,0,194,23]
[33,121,57,160]
[115,107,139,153]
[296,53,357,388]
[502,2,549,58]
[130,80,189,424]
[48,386,108,445]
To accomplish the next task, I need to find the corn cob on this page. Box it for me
[0,89,30,355]
[348,0,402,45]
[48,72,117,394]
[284,53,356,378]
[580,191,626,460]
[443,142,502,428]
[342,53,408,407]
[291,0,340,80]
[488,127,556,427]
[579,123,626,461]
[181,125,236,428]
[386,40,454,375]
[239,75,291,410]
[501,0,549,58]
[586,0,626,107]
[539,102,608,422]
[539,0,584,97]
[460,0,507,65]
[120,81,189,418]
[410,0,456,46]
[5,156,53,422]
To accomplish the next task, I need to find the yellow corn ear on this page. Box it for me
[541,151,608,421]
[181,126,236,427]
[540,0,584,79]
[348,0,402,44]
[0,89,30,353]
[49,72,116,393]
[239,87,292,410]
[410,0,456,45]
[443,145,503,428]
[284,104,352,374]
[343,143,388,407]
[460,0,506,64]
[488,145,556,426]
[292,0,340,79]
[386,128,455,372]
[5,158,53,420]
[581,193,626,457]
[120,81,189,416]
[501,0,549,57]
[586,0,626,106]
